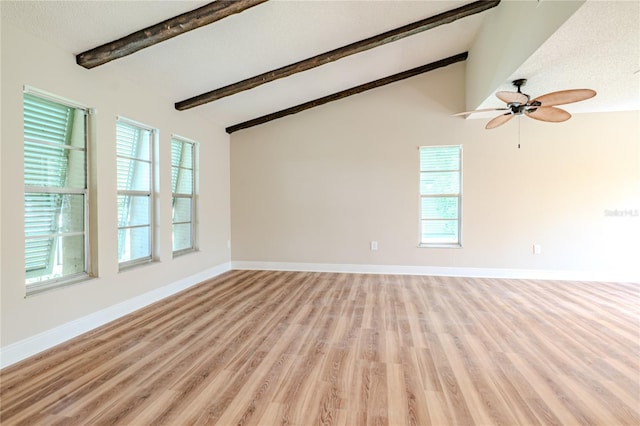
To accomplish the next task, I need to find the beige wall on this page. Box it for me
[1,21,231,346]
[231,62,640,280]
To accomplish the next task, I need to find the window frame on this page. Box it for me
[23,86,93,295]
[418,144,463,248]
[171,135,198,256]
[116,116,157,269]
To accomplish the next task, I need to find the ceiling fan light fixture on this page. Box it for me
[455,78,596,129]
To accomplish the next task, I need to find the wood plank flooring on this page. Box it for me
[1,270,639,425]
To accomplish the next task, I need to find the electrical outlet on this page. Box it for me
[370,241,378,251]
[533,244,541,255]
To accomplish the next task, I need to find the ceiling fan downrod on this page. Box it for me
[512,78,527,93]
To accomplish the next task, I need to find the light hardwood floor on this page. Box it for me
[1,270,639,425]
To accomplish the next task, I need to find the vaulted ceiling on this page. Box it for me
[2,0,638,133]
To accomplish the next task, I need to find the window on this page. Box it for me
[24,90,90,291]
[171,136,197,255]
[116,118,156,267]
[419,145,462,246]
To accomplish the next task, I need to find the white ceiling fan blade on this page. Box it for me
[532,89,596,106]
[452,108,508,117]
[485,113,514,129]
[527,106,571,122]
[496,91,528,104]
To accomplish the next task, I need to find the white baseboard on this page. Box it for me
[231,261,639,283]
[0,262,231,369]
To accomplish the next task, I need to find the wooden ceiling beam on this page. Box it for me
[76,0,268,69]
[225,52,467,134]
[176,0,499,110]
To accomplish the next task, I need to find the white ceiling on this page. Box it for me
[2,0,638,129]
[475,0,640,117]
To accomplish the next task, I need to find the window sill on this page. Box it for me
[418,243,463,249]
[172,248,197,258]
[118,257,156,272]
[26,273,95,297]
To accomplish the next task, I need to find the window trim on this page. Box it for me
[23,87,93,295]
[24,85,87,110]
[171,134,198,256]
[116,116,157,269]
[418,144,463,248]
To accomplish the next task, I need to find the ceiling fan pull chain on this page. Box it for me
[518,116,521,149]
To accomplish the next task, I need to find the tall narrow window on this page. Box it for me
[24,90,90,292]
[419,145,462,246]
[171,136,197,255]
[116,118,155,267]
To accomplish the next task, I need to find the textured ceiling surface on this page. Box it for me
[476,0,640,117]
[2,0,638,129]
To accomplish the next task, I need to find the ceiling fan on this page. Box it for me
[455,79,596,129]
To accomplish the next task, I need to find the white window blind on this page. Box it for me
[116,119,154,266]
[419,145,462,246]
[171,137,196,254]
[24,92,88,288]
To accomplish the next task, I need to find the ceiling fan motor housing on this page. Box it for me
[508,79,535,115]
